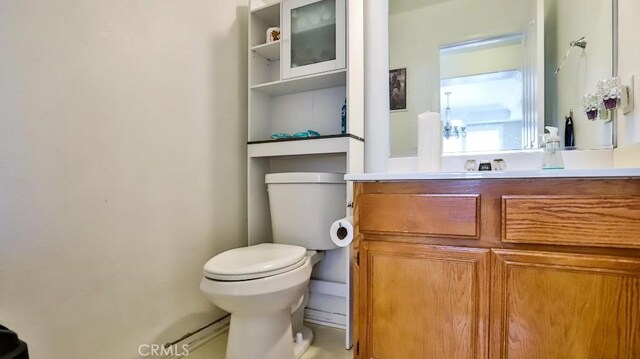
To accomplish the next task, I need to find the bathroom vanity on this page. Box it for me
[347,170,640,359]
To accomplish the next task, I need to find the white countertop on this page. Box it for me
[345,168,640,181]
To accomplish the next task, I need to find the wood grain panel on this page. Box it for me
[359,194,479,238]
[491,249,640,359]
[503,195,640,248]
[359,242,490,359]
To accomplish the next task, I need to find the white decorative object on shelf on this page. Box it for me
[266,27,280,43]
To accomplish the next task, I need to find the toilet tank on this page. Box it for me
[265,172,346,250]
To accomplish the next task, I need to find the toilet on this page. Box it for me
[200,172,346,359]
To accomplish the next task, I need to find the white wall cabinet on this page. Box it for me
[281,0,346,79]
[247,0,363,349]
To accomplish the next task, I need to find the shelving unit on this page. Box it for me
[247,0,363,350]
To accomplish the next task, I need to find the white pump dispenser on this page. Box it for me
[542,126,564,169]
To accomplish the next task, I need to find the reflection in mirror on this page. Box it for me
[440,35,528,153]
[388,0,615,157]
[544,0,614,150]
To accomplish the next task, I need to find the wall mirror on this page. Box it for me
[388,0,617,157]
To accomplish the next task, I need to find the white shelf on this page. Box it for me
[252,41,280,61]
[251,69,347,96]
[248,135,362,158]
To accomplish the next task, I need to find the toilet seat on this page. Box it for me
[203,243,307,281]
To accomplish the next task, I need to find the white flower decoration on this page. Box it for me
[581,92,600,113]
[597,77,622,101]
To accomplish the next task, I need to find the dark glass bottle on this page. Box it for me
[565,110,575,147]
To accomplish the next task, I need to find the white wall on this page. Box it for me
[0,1,247,358]
[616,0,640,145]
[613,0,640,166]
[388,0,534,157]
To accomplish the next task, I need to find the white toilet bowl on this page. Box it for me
[200,243,324,359]
[200,172,345,359]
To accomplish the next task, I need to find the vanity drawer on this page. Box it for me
[502,195,640,248]
[359,194,480,238]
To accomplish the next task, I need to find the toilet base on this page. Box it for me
[226,309,297,359]
[293,326,313,359]
[200,251,324,359]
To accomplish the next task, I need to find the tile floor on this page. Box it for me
[186,323,352,359]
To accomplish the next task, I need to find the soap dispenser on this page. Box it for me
[542,126,564,169]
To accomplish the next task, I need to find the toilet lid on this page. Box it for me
[203,243,307,281]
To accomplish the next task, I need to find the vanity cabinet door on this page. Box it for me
[357,241,490,359]
[490,249,640,359]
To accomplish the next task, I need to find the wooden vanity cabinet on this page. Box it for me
[353,178,640,359]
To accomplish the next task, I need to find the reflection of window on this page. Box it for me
[443,127,501,153]
[440,35,524,153]
[441,71,523,153]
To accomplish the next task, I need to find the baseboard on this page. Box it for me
[305,279,347,330]
[162,315,230,359]
[156,309,344,358]
[304,308,346,330]
[309,279,347,297]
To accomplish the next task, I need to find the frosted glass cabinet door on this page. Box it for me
[281,0,346,79]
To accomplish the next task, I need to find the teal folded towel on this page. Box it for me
[271,130,320,139]
[293,130,320,138]
[271,133,291,139]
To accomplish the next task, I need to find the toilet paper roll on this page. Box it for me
[329,216,354,247]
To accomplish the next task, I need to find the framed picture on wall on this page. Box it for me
[389,68,407,111]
